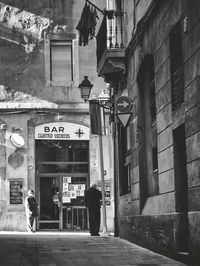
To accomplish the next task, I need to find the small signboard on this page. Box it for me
[35,122,89,140]
[70,191,77,199]
[63,182,69,191]
[117,113,133,127]
[62,191,71,203]
[63,176,71,183]
[10,180,23,204]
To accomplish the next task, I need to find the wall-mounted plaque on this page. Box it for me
[10,180,23,204]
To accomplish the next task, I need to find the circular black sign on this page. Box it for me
[116,96,133,113]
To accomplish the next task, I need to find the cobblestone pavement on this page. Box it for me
[0,232,186,266]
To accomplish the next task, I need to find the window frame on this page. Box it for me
[118,121,132,196]
[137,54,159,199]
[50,40,73,83]
[169,20,184,111]
[44,34,79,87]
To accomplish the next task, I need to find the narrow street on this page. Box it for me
[0,232,186,266]
[0,0,200,265]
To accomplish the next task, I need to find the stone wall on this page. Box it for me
[118,0,200,263]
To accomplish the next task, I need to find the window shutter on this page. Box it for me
[50,41,72,82]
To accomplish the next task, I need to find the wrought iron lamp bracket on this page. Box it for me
[85,98,114,110]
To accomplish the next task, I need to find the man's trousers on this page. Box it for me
[88,208,100,236]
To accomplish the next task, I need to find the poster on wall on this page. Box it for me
[98,181,111,206]
[63,176,71,183]
[62,191,71,203]
[70,191,77,199]
[63,182,69,191]
[62,181,85,202]
[68,184,75,191]
[10,180,23,204]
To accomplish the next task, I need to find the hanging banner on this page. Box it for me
[89,102,102,135]
[35,122,89,140]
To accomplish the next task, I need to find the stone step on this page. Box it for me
[176,251,192,265]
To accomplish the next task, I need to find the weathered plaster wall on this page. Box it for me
[0,114,29,231]
[0,0,106,105]
[0,112,92,231]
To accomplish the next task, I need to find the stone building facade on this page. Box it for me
[0,0,114,232]
[96,0,200,264]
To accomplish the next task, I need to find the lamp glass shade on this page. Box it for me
[80,86,92,100]
[98,89,110,105]
[10,133,25,148]
[78,76,93,101]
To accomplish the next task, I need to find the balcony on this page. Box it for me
[96,11,126,83]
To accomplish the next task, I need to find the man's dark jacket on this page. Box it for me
[26,196,38,217]
[85,187,102,209]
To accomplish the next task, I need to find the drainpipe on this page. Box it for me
[99,133,108,235]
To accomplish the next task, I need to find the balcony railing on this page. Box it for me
[96,11,125,67]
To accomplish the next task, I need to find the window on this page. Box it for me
[170,21,184,110]
[149,61,158,177]
[50,40,73,83]
[137,54,158,199]
[149,75,156,125]
[149,57,158,196]
[152,146,158,171]
[118,122,131,196]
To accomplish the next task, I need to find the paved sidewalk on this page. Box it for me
[0,232,186,266]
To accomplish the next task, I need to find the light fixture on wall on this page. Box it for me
[78,76,113,110]
[10,133,25,148]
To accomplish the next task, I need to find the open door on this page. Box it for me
[173,124,189,252]
[35,139,89,231]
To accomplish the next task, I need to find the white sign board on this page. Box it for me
[70,191,77,199]
[63,176,71,183]
[35,122,89,140]
[62,191,71,203]
[63,182,69,191]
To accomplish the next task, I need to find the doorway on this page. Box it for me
[35,139,89,231]
[173,124,189,252]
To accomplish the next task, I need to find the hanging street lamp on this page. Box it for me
[78,76,113,110]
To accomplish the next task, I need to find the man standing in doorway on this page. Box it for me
[25,190,38,232]
[85,183,102,236]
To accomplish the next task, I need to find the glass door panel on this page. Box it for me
[39,177,61,230]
